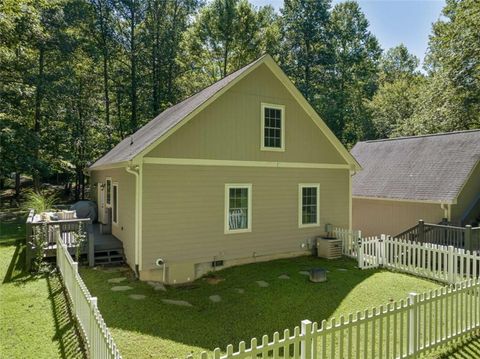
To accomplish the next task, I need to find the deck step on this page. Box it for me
[94,248,125,265]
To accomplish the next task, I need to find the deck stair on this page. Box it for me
[94,247,125,265]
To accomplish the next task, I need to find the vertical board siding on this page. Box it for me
[452,161,480,222]
[91,168,136,267]
[142,165,349,268]
[145,64,347,165]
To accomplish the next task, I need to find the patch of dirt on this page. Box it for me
[204,275,225,285]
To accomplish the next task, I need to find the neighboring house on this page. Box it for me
[88,54,360,284]
[351,130,480,237]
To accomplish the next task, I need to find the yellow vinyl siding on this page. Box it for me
[353,198,444,237]
[141,164,349,270]
[90,168,136,267]
[145,64,346,165]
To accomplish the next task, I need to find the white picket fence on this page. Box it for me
[190,278,480,359]
[55,228,122,359]
[358,236,480,283]
[332,227,361,259]
[190,233,480,359]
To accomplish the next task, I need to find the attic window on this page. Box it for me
[261,103,285,151]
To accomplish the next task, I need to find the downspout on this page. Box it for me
[349,168,357,231]
[126,165,140,278]
[440,203,452,222]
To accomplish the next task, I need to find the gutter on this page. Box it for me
[126,164,142,278]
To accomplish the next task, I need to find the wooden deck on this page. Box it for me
[26,209,125,268]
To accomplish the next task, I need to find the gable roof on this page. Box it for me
[351,130,480,203]
[90,54,360,170]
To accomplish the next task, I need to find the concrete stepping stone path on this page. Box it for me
[162,299,193,307]
[256,280,269,287]
[234,288,245,294]
[129,294,146,300]
[209,295,222,303]
[299,271,310,276]
[111,286,133,292]
[147,281,167,291]
[108,277,127,284]
[278,274,290,280]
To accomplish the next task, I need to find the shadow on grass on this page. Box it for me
[81,256,378,354]
[438,333,480,359]
[46,274,87,359]
[1,235,86,358]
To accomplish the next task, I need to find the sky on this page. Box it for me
[250,0,446,66]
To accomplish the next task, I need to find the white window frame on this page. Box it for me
[298,184,320,228]
[112,182,119,226]
[225,184,252,234]
[106,177,112,208]
[260,103,285,152]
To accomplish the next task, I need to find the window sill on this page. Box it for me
[225,228,252,235]
[260,146,285,152]
[299,223,320,229]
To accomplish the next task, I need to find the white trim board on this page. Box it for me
[352,195,456,205]
[143,157,351,170]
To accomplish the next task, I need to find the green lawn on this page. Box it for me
[0,220,86,359]
[80,257,444,359]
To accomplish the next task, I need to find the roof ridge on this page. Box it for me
[359,129,480,144]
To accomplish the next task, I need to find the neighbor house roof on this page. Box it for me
[89,54,361,171]
[351,130,480,203]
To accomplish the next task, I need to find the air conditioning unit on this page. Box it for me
[316,237,342,259]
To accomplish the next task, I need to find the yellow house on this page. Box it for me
[88,54,360,284]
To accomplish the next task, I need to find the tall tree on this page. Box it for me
[280,0,333,104]
[327,0,382,145]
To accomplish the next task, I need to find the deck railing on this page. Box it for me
[395,220,480,252]
[55,228,122,359]
[25,209,95,270]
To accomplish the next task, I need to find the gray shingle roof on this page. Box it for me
[90,55,266,169]
[351,130,480,202]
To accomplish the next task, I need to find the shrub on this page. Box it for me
[22,190,58,214]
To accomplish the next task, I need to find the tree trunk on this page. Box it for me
[130,4,137,133]
[15,172,21,198]
[33,46,45,191]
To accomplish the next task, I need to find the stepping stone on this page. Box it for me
[162,299,193,307]
[337,268,348,272]
[209,295,222,303]
[111,286,133,292]
[108,277,127,284]
[299,271,310,276]
[129,294,146,300]
[256,280,269,288]
[234,288,245,294]
[147,281,167,291]
[278,274,290,280]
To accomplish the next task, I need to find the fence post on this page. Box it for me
[418,220,425,243]
[448,246,455,284]
[301,320,313,359]
[89,297,98,358]
[408,292,418,356]
[357,237,364,269]
[465,225,472,252]
[379,235,387,266]
[87,222,95,267]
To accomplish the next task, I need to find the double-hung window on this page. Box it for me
[299,184,320,228]
[112,182,119,225]
[225,184,252,234]
[261,103,285,151]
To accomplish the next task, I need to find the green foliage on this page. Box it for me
[31,222,48,273]
[22,190,58,213]
[74,222,87,262]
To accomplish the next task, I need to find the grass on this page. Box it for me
[0,220,86,359]
[80,257,443,358]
